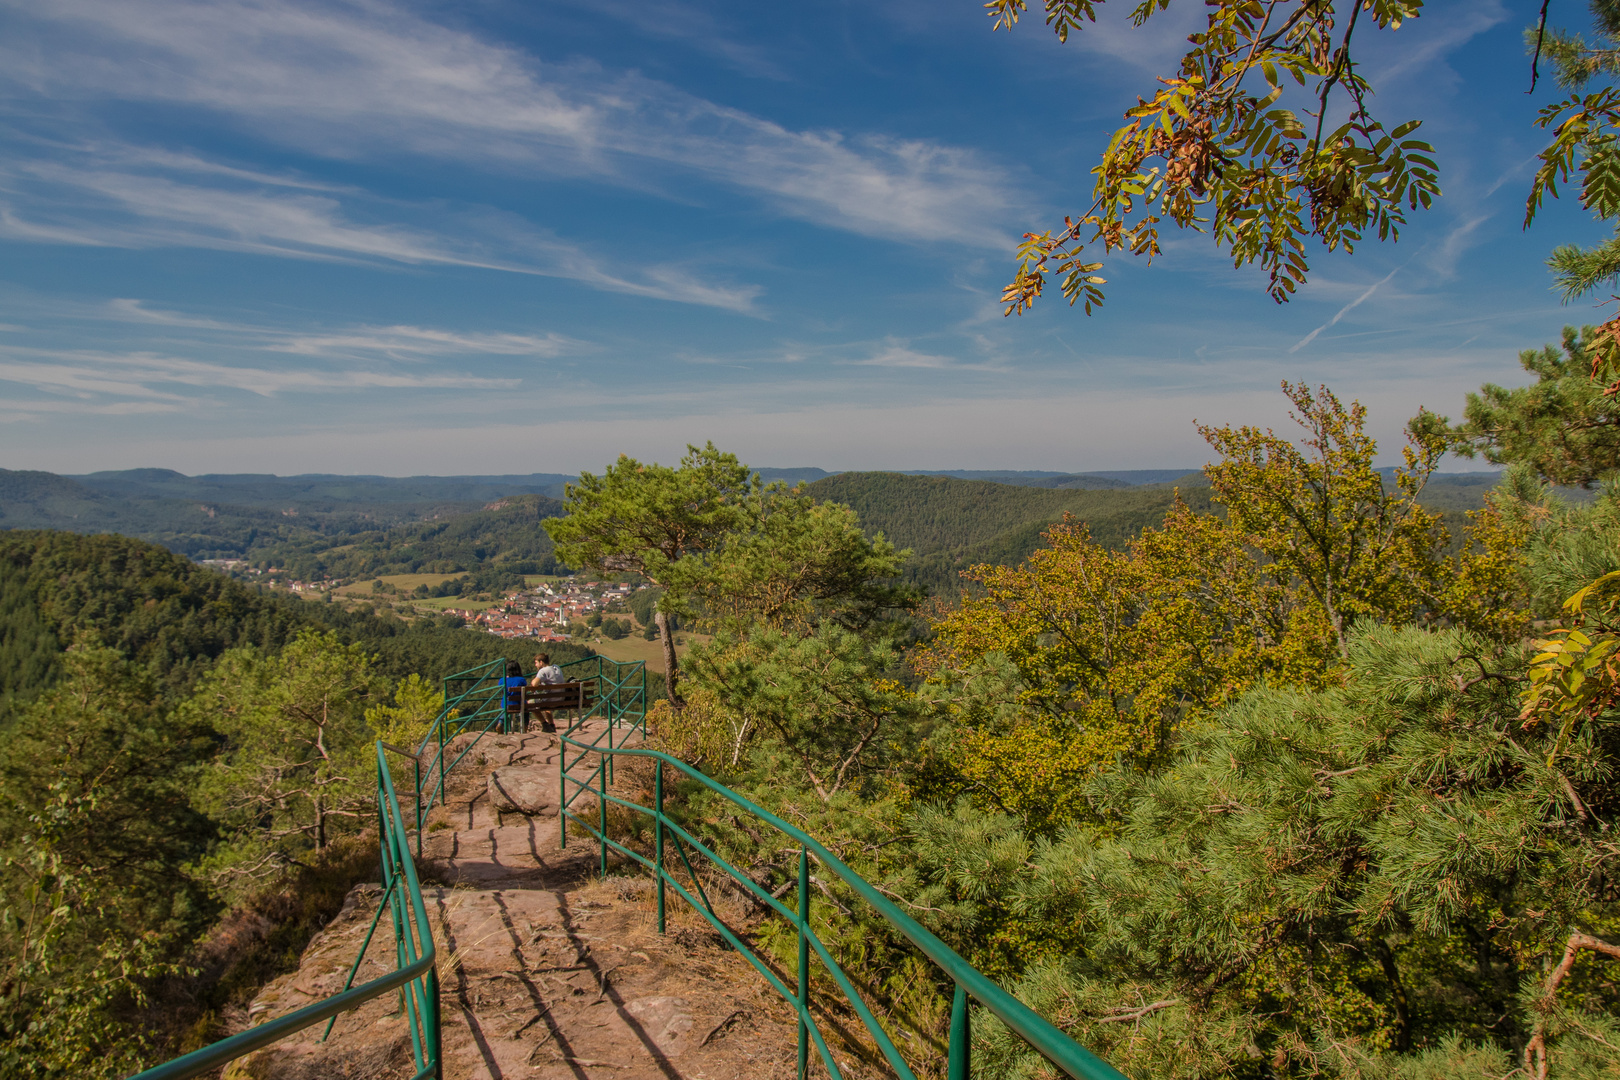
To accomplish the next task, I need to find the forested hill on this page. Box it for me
[805,472,1216,595]
[805,470,1511,596]
[0,468,488,561]
[0,529,592,713]
[250,493,564,581]
[69,468,578,506]
[0,468,566,578]
[2,466,1512,604]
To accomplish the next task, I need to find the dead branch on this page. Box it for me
[698,1009,747,1047]
[1097,999,1180,1025]
[1525,932,1620,1080]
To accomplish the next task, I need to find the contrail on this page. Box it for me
[1288,265,1401,354]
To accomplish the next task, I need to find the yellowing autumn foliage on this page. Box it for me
[914,385,1530,833]
[913,507,1337,828]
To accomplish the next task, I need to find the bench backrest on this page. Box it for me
[523,681,596,711]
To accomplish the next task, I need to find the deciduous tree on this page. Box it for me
[990,0,1439,315]
[1200,381,1449,656]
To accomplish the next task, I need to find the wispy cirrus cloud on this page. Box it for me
[267,327,579,360]
[0,343,516,399]
[1368,0,1508,87]
[112,300,585,360]
[0,0,1022,249]
[679,333,1010,373]
[1290,266,1405,354]
[848,341,1005,370]
[0,145,765,312]
[0,298,576,422]
[586,0,791,80]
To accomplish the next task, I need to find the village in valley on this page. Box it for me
[200,559,648,644]
[445,579,634,640]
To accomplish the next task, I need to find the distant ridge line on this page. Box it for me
[754,468,1203,487]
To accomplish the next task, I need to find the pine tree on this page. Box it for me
[959,625,1618,1079]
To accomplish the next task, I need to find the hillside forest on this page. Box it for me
[3,326,1620,1079]
[0,464,1515,607]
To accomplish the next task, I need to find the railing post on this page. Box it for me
[798,844,809,1080]
[949,983,970,1080]
[598,758,608,879]
[414,757,422,861]
[436,722,446,809]
[559,738,567,849]
[654,759,666,934]
[428,966,443,1079]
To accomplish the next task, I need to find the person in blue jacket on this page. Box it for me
[501,660,528,731]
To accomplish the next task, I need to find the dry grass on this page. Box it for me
[585,631,710,672]
[141,834,383,1059]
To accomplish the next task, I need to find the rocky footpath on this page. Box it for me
[227,721,808,1080]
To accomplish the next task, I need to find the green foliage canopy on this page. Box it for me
[547,442,768,702]
[0,647,214,1078]
[189,630,388,886]
[1201,382,1451,655]
[966,625,1618,1080]
[1435,326,1620,488]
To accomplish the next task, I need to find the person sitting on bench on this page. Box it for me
[501,661,528,731]
[529,652,563,732]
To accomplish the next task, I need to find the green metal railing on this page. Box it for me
[558,739,1128,1080]
[133,640,1115,1080]
[562,654,649,743]
[410,658,511,851]
[413,655,647,855]
[130,742,440,1080]
[129,648,641,1079]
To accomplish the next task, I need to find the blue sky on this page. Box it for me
[0,0,1607,475]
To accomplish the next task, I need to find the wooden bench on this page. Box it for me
[512,681,598,731]
[522,680,597,713]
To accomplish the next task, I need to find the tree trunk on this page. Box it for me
[1373,938,1411,1052]
[655,609,683,708]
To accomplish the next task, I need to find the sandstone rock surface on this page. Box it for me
[488,766,554,815]
[230,717,812,1079]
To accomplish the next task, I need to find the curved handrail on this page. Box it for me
[558,737,1127,1080]
[130,742,440,1080]
[128,962,437,1080]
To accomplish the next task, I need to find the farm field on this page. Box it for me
[327,572,459,599]
[379,572,462,591]
[580,631,704,673]
[338,573,578,600]
[409,596,499,613]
